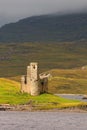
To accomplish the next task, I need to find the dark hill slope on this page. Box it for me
[0,13,87,42]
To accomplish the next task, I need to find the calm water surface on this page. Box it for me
[56,94,87,102]
[0,111,87,130]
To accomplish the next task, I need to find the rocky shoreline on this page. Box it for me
[0,104,87,112]
[0,104,34,111]
[1,94,87,112]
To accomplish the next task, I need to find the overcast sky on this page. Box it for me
[0,0,87,26]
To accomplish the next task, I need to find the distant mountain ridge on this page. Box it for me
[0,13,87,42]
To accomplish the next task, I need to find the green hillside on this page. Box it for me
[0,41,87,77]
[0,13,87,42]
[48,69,87,94]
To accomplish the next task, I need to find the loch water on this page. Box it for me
[0,111,87,130]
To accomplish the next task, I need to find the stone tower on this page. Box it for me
[21,62,50,96]
[29,62,40,96]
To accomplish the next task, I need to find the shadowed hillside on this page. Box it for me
[0,13,87,42]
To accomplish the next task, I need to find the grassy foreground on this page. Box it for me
[0,78,87,111]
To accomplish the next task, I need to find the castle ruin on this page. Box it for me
[21,62,50,96]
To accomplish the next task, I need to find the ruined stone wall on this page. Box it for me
[40,78,48,93]
[26,66,31,93]
[21,75,28,93]
[21,62,48,96]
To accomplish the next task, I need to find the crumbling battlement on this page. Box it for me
[21,62,49,96]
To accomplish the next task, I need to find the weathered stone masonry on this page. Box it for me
[21,62,50,96]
